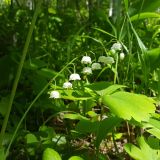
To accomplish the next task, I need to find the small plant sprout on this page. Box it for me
[98,56,115,64]
[81,56,92,64]
[63,81,72,89]
[49,91,60,99]
[69,73,81,80]
[111,42,122,51]
[91,63,101,70]
[120,52,125,60]
[82,67,92,75]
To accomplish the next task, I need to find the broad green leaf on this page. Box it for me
[59,89,93,101]
[86,82,125,96]
[76,119,99,134]
[131,12,160,22]
[42,148,61,160]
[102,91,155,122]
[143,117,160,139]
[68,156,84,160]
[101,84,126,95]
[141,0,160,12]
[95,117,122,148]
[124,137,160,160]
[76,117,122,148]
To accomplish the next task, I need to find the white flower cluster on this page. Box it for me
[111,42,125,60]
[111,42,122,51]
[81,56,101,75]
[49,54,117,99]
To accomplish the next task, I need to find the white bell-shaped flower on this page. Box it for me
[111,42,122,51]
[91,63,101,70]
[98,56,114,64]
[69,73,81,81]
[81,56,92,64]
[49,91,60,99]
[120,52,125,60]
[82,67,92,75]
[63,82,72,89]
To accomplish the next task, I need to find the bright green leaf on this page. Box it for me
[25,133,38,144]
[68,156,84,160]
[131,12,160,22]
[42,148,62,160]
[124,137,160,160]
[102,91,155,122]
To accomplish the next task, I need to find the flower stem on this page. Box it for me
[0,0,42,149]
[5,57,77,158]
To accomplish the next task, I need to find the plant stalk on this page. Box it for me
[6,58,77,157]
[0,0,42,148]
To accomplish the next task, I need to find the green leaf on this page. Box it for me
[25,133,38,144]
[42,148,62,160]
[123,0,128,11]
[76,119,99,134]
[145,48,160,71]
[93,27,116,38]
[0,148,5,160]
[0,96,9,116]
[141,0,160,12]
[124,137,160,160]
[48,8,56,14]
[143,117,160,139]
[76,117,122,148]
[68,156,84,160]
[102,91,155,122]
[128,14,147,53]
[23,59,47,70]
[130,12,160,22]
[86,82,125,96]
[63,113,88,120]
[59,89,93,101]
[95,117,122,148]
[37,68,64,79]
